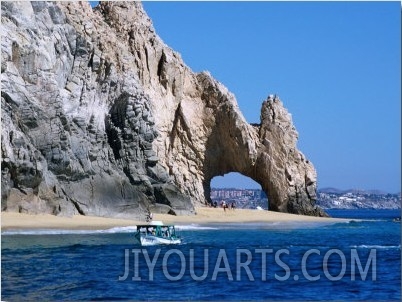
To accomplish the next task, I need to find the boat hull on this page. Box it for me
[135,234,181,246]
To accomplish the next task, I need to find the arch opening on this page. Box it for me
[209,172,269,210]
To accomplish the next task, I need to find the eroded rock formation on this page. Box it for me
[1,1,326,218]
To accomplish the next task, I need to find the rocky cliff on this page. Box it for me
[1,1,326,219]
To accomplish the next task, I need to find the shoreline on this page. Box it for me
[1,208,348,231]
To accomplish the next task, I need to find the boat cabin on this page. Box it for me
[136,225,178,238]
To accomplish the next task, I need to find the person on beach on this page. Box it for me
[223,202,228,212]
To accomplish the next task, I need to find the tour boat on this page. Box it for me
[134,221,181,246]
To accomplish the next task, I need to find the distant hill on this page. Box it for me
[319,188,394,195]
[316,188,401,210]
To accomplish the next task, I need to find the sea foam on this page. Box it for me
[351,244,401,250]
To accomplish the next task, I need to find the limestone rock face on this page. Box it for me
[1,1,326,218]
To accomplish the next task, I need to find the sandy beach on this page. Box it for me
[1,208,346,231]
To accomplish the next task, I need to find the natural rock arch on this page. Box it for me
[201,109,321,214]
[198,75,320,215]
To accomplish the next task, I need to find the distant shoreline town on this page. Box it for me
[211,188,401,210]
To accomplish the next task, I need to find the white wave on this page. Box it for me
[175,224,218,231]
[1,226,138,236]
[177,221,344,231]
[104,226,138,233]
[1,224,220,235]
[351,244,401,249]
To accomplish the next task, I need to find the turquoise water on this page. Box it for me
[1,210,400,300]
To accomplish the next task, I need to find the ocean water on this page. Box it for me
[1,209,400,301]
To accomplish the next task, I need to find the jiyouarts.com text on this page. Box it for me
[118,248,376,282]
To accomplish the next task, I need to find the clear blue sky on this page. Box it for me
[91,1,401,193]
[141,1,401,193]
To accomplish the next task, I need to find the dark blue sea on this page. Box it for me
[2,209,401,301]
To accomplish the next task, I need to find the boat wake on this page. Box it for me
[1,226,138,236]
